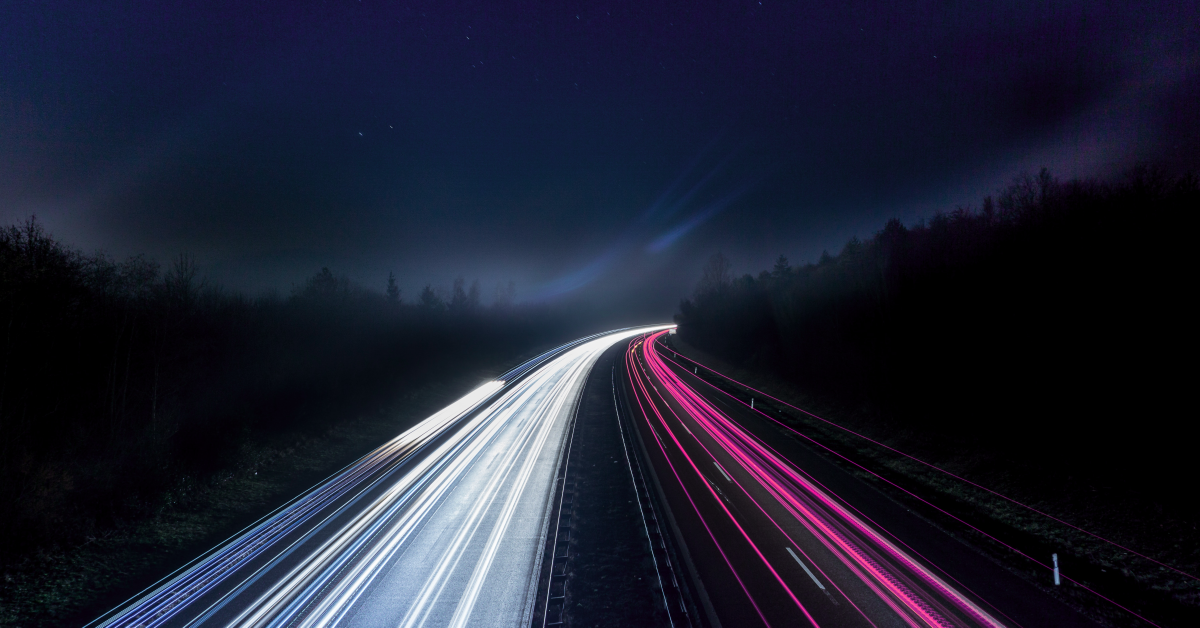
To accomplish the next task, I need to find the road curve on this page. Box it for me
[89,325,671,628]
[624,330,1014,628]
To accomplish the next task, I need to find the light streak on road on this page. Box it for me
[92,326,670,628]
[625,330,1009,628]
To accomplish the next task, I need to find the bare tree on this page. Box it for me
[163,253,202,313]
[386,272,401,304]
[696,252,732,296]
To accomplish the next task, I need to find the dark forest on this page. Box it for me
[0,225,575,569]
[677,167,1197,498]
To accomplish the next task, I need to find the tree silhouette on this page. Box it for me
[675,166,1199,496]
[386,272,401,304]
[772,254,790,277]
[0,227,567,568]
[419,284,443,309]
[696,252,733,296]
[294,267,353,302]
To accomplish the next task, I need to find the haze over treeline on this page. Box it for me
[0,223,601,564]
[3,2,1197,313]
[676,166,1197,497]
[5,163,1192,571]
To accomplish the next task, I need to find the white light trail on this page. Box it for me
[95,325,671,628]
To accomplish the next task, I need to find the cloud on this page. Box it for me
[647,178,765,253]
[524,238,630,302]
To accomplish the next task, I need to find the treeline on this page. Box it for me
[0,220,566,562]
[677,167,1197,493]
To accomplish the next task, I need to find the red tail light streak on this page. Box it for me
[624,330,1008,628]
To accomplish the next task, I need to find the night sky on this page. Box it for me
[2,1,1197,318]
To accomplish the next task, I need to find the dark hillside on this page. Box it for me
[677,167,1197,508]
[673,167,1200,625]
[0,220,577,568]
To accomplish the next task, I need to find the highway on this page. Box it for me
[89,325,670,628]
[622,329,1098,628]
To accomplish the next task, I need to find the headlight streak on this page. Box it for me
[444,350,598,628]
[390,361,584,628]
[99,381,504,628]
[311,384,552,628]
[627,331,1010,628]
[229,331,663,628]
[97,325,671,628]
[228,380,539,628]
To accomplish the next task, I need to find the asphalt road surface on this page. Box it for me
[89,326,669,628]
[622,329,1102,628]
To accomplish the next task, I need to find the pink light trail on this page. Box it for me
[627,331,1008,628]
[657,341,1168,628]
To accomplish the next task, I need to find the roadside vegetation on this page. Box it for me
[0,221,580,626]
[673,166,1199,626]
